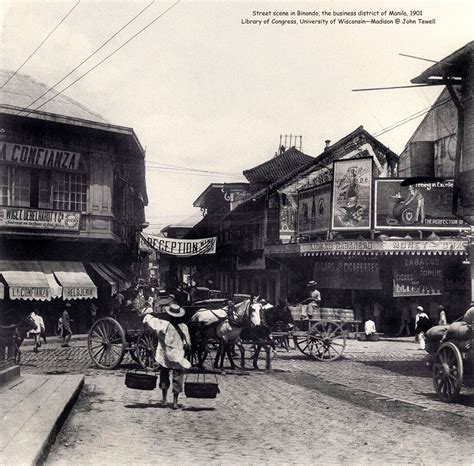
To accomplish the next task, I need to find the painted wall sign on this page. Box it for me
[0,207,80,230]
[374,179,468,230]
[10,286,51,300]
[0,142,81,170]
[332,158,372,230]
[298,183,331,235]
[393,256,443,297]
[267,239,468,256]
[313,257,381,290]
[140,233,217,256]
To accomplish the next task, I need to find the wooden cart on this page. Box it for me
[429,321,473,402]
[289,305,358,361]
[87,309,158,370]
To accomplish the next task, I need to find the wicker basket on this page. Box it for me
[125,371,157,391]
[184,381,220,399]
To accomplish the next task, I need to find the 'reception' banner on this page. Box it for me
[139,233,217,256]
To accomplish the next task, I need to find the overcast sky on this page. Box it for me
[1,0,472,233]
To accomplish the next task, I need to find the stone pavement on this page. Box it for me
[0,373,83,465]
[46,366,472,465]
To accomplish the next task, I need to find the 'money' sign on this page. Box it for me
[0,142,81,170]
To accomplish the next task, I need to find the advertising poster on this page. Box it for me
[331,158,372,230]
[298,183,331,235]
[374,179,469,230]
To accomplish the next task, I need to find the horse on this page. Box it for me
[241,300,294,369]
[0,312,37,364]
[189,298,252,371]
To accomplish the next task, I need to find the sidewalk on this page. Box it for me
[22,333,88,347]
[0,372,84,465]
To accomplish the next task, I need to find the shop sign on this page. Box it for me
[313,257,381,289]
[10,286,51,300]
[374,179,468,230]
[63,287,96,299]
[332,158,372,230]
[140,233,217,256]
[0,207,80,230]
[0,142,81,170]
[298,183,331,235]
[393,256,443,297]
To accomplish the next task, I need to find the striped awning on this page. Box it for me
[38,261,63,299]
[0,260,55,301]
[90,263,118,296]
[49,261,97,300]
[106,264,132,290]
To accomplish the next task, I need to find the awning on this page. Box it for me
[38,261,63,299]
[0,260,55,301]
[90,263,118,296]
[105,264,132,290]
[49,261,97,300]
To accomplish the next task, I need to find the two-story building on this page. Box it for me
[0,71,147,333]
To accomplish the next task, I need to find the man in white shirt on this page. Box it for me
[364,317,377,341]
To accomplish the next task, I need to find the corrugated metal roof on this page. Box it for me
[243,147,313,185]
[0,69,108,123]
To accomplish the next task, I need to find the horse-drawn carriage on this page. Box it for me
[288,304,359,361]
[88,308,158,370]
[426,316,473,402]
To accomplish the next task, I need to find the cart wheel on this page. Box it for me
[88,317,126,369]
[433,342,463,403]
[293,333,311,356]
[136,330,158,370]
[308,321,346,361]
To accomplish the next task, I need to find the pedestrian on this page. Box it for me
[397,299,411,336]
[61,303,73,347]
[37,309,47,345]
[364,316,377,341]
[415,306,431,350]
[437,305,448,326]
[143,303,191,410]
[28,309,45,353]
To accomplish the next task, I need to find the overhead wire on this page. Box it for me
[21,0,156,112]
[1,0,81,89]
[18,0,181,116]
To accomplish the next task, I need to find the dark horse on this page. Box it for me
[0,312,37,364]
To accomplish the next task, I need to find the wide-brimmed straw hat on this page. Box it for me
[307,280,318,287]
[166,303,185,318]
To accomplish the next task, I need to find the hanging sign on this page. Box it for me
[0,142,81,170]
[393,256,444,297]
[0,207,80,230]
[140,233,217,256]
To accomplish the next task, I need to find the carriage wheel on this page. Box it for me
[293,333,312,356]
[88,317,126,369]
[307,321,346,361]
[432,342,463,403]
[136,330,158,370]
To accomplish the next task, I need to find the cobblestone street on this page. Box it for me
[20,336,473,464]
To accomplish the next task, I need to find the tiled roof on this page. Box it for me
[0,70,108,123]
[243,147,313,185]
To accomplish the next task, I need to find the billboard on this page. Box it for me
[331,158,372,230]
[297,183,331,235]
[0,207,80,231]
[374,179,468,230]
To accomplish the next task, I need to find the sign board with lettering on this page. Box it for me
[140,233,217,256]
[313,257,381,289]
[374,179,468,230]
[298,183,331,235]
[0,142,81,170]
[0,207,80,231]
[393,256,443,297]
[332,158,372,230]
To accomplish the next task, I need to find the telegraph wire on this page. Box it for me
[21,0,156,112]
[19,0,181,116]
[1,0,81,89]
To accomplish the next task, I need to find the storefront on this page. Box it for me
[267,237,470,333]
